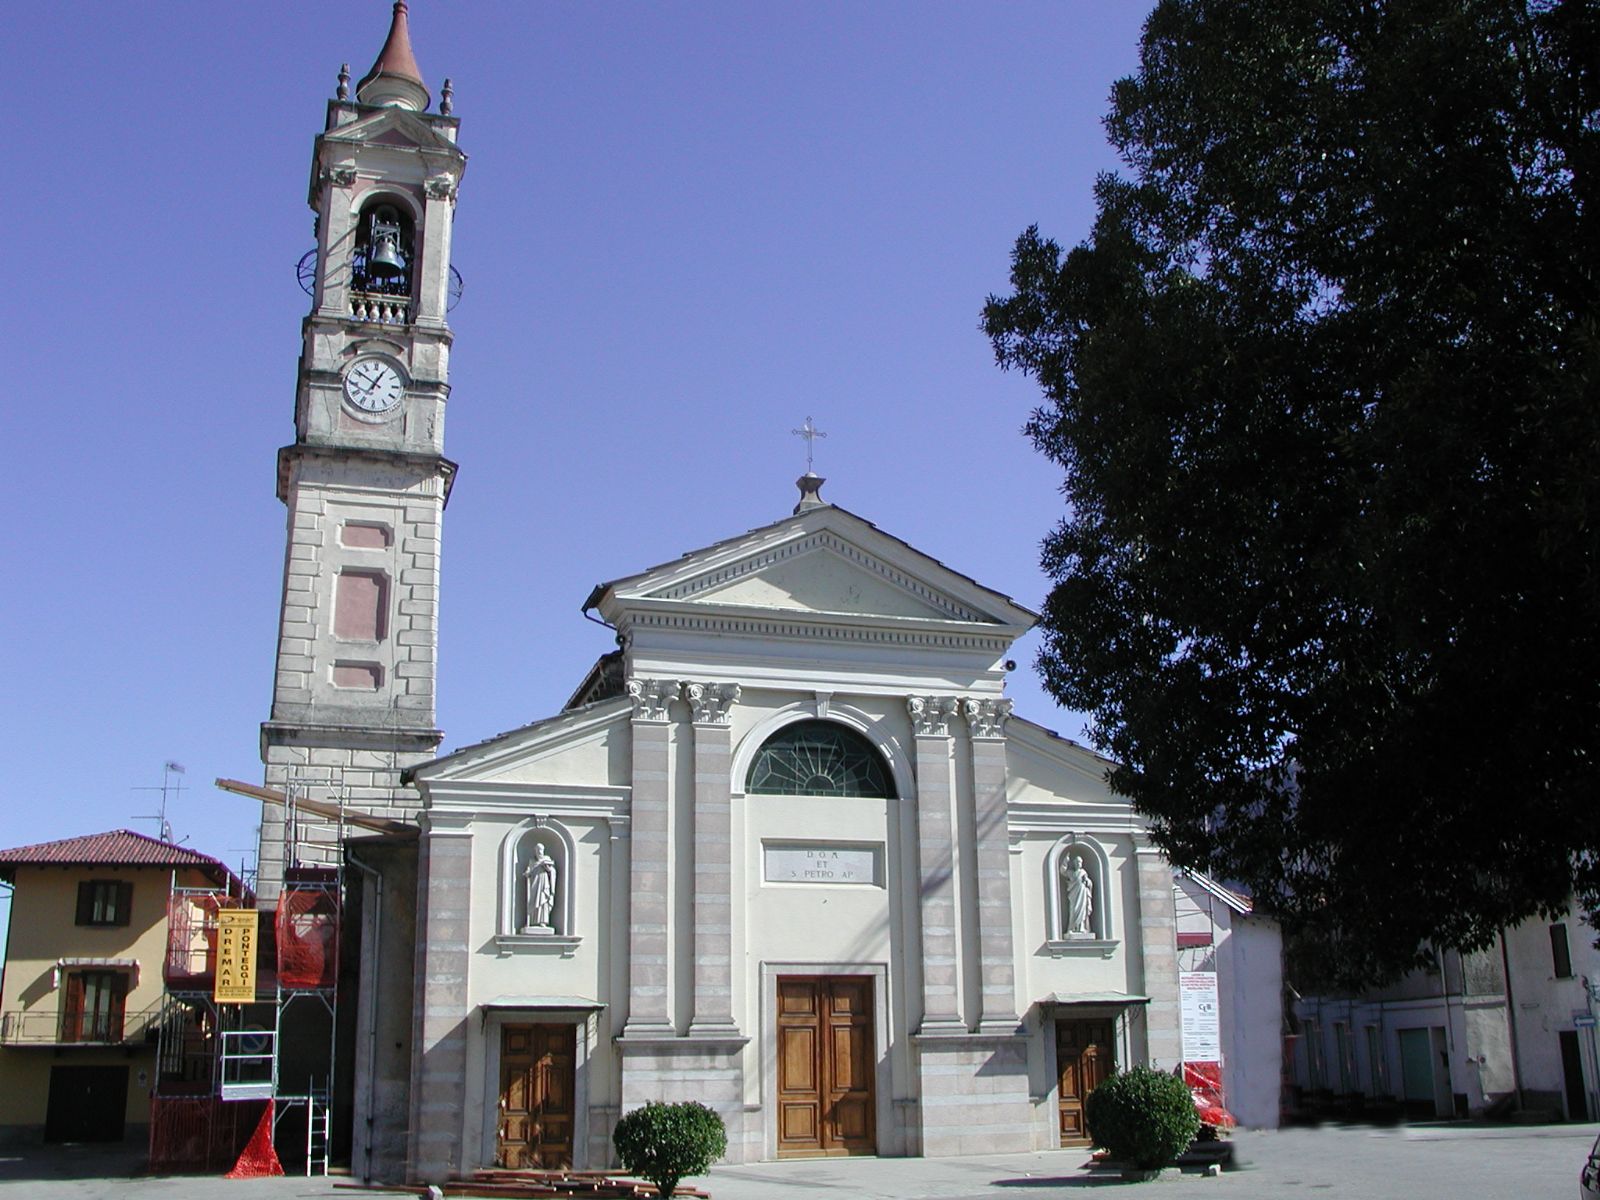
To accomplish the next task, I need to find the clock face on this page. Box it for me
[343,359,404,414]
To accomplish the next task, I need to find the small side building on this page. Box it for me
[0,830,246,1146]
[1292,905,1598,1121]
[1172,871,1283,1129]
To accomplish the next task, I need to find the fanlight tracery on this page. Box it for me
[746,720,895,798]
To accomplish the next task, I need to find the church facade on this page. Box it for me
[400,491,1183,1175]
[253,4,1186,1184]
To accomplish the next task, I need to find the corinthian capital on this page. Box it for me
[907,694,959,737]
[685,682,741,726]
[963,697,1014,740]
[626,678,680,723]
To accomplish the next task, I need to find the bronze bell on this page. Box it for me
[367,210,405,276]
[368,234,404,277]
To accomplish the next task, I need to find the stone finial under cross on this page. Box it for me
[791,416,827,473]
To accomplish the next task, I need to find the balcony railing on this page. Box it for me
[350,291,410,324]
[0,1004,161,1047]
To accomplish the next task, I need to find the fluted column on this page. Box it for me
[964,698,1019,1033]
[909,694,963,1033]
[621,677,678,1037]
[685,682,741,1037]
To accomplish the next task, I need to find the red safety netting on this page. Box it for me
[224,1099,285,1178]
[275,886,339,989]
[1183,1061,1237,1129]
[148,1095,265,1174]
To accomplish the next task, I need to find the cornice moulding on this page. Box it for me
[619,603,1018,652]
[1006,801,1149,835]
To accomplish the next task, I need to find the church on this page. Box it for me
[253,4,1190,1184]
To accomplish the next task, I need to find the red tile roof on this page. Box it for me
[0,829,243,891]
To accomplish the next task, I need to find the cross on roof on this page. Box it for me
[791,416,827,473]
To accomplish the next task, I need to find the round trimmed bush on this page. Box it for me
[612,1100,728,1199]
[1084,1066,1201,1172]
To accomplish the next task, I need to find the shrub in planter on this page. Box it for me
[613,1100,728,1199]
[1084,1066,1201,1173]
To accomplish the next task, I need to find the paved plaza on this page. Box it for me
[0,1122,1591,1200]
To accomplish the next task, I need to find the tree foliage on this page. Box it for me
[983,0,1599,987]
[612,1101,727,1199]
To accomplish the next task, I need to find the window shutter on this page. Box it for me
[108,972,128,1041]
[62,974,84,1042]
[76,881,95,926]
[1552,924,1574,979]
[116,881,133,927]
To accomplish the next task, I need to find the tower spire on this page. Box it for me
[357,1,430,111]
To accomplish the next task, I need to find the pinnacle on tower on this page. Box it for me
[356,1,430,111]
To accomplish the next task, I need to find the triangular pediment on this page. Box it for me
[321,107,459,154]
[658,536,984,622]
[593,505,1037,633]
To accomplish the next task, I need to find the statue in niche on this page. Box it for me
[521,842,558,934]
[1063,852,1094,935]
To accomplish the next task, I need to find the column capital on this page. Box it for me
[626,677,680,723]
[907,694,960,737]
[963,697,1014,740]
[685,681,741,726]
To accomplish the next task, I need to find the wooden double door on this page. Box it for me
[497,1024,576,1168]
[1056,1018,1114,1145]
[776,976,876,1157]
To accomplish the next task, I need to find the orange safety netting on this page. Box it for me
[149,1095,264,1174]
[224,1099,285,1178]
[275,886,339,989]
[1183,1061,1237,1129]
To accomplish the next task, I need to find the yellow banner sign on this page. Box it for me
[214,909,258,1004]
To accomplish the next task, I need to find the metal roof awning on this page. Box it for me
[479,995,606,1022]
[54,957,140,988]
[1039,991,1150,1006]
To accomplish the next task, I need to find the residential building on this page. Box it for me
[0,830,246,1145]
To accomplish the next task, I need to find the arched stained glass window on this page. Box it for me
[746,720,895,798]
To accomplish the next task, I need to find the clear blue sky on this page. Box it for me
[2,2,1151,901]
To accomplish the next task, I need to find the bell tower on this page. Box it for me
[257,1,467,901]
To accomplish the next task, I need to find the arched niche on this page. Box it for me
[496,820,580,950]
[1045,834,1116,949]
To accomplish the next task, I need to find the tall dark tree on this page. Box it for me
[984,0,1599,987]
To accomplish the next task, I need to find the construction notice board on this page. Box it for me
[1179,970,1222,1061]
[215,909,258,1003]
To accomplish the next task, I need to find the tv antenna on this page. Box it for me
[133,761,188,844]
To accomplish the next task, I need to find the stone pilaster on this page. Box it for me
[620,678,678,1037]
[1135,842,1182,1068]
[963,698,1018,1033]
[908,695,962,1033]
[913,1033,1033,1157]
[406,815,472,1184]
[685,683,741,1038]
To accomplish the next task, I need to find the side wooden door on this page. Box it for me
[497,1023,576,1168]
[1056,1018,1114,1145]
[777,976,876,1157]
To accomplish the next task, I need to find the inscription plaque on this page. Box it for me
[763,842,880,886]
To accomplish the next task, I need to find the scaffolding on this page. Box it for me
[151,776,343,1176]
